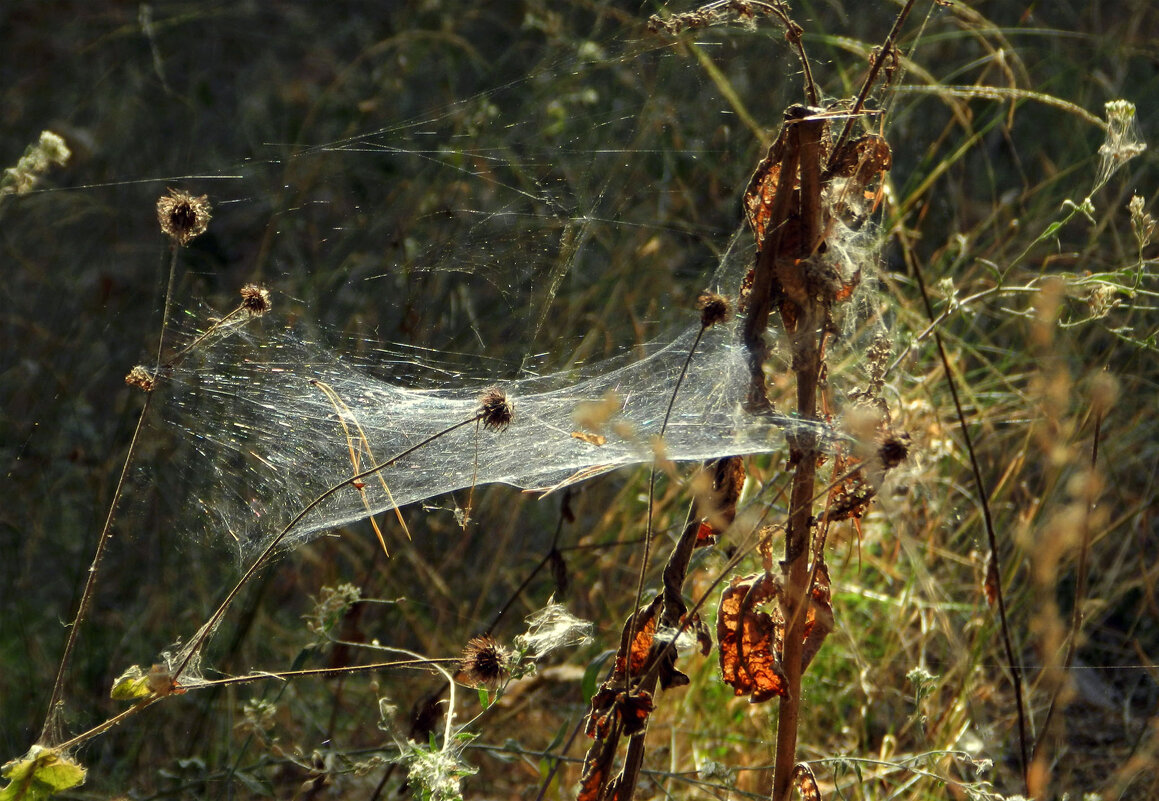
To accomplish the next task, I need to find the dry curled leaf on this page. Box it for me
[717,566,834,702]
[577,739,615,801]
[792,762,822,801]
[717,573,788,703]
[571,431,607,446]
[584,686,654,740]
[984,552,1001,607]
[692,456,746,546]
[801,563,834,671]
[613,597,660,679]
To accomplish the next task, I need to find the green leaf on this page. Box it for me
[581,650,614,704]
[476,687,490,709]
[231,770,273,797]
[110,665,152,700]
[1,745,86,800]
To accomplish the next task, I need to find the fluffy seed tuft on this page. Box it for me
[156,188,211,246]
[478,388,514,431]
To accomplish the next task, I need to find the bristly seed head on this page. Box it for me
[696,291,731,329]
[156,188,211,246]
[239,284,272,316]
[460,634,511,689]
[125,365,156,392]
[478,387,514,431]
[878,431,910,470]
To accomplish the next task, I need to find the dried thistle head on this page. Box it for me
[878,431,911,470]
[239,284,272,316]
[459,635,512,689]
[156,188,211,245]
[696,291,731,328]
[124,365,156,392]
[478,387,514,431]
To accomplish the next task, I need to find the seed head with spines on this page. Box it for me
[478,388,514,431]
[156,188,211,246]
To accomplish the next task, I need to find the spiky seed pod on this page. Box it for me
[156,188,211,245]
[478,388,514,431]
[460,635,511,689]
[239,284,272,316]
[696,291,731,328]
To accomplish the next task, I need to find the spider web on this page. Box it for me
[154,231,839,559]
[129,15,884,562]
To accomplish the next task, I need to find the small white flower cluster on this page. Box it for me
[0,130,70,199]
[1096,100,1146,187]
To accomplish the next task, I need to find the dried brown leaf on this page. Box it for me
[717,573,788,703]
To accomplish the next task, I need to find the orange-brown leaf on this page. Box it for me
[618,690,654,736]
[792,763,822,801]
[694,521,719,547]
[577,738,615,801]
[695,457,746,546]
[984,553,1000,607]
[585,685,618,740]
[717,573,788,703]
[802,563,834,670]
[614,597,660,678]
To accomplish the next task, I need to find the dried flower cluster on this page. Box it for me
[459,635,512,689]
[124,365,156,392]
[478,388,514,431]
[156,188,212,246]
[1096,100,1147,186]
[1129,194,1155,253]
[648,0,776,34]
[696,291,732,328]
[239,284,272,316]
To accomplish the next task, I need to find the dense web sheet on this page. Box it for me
[108,19,894,562]
[157,229,837,559]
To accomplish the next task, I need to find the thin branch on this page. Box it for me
[909,252,1031,793]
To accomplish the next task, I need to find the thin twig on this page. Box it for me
[909,252,1030,793]
[828,0,918,172]
[174,414,483,680]
[39,242,181,744]
[626,323,709,688]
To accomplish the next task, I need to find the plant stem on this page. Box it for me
[39,242,181,744]
[771,112,826,801]
[174,414,481,680]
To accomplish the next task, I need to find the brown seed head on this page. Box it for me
[696,291,731,328]
[460,635,511,689]
[878,431,910,470]
[156,188,211,245]
[239,284,272,316]
[125,365,156,392]
[478,388,514,431]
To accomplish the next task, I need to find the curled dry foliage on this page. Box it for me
[690,455,746,547]
[792,763,822,801]
[718,573,788,702]
[717,564,833,703]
